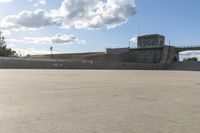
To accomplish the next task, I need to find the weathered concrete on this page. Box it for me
[0,57,165,70]
[0,46,198,70]
[0,70,200,133]
[96,47,164,64]
[137,34,165,48]
[168,62,200,71]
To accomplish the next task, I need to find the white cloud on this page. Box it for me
[0,0,11,3]
[34,0,46,7]
[7,38,24,43]
[7,34,86,45]
[52,34,86,44]
[0,0,136,31]
[14,48,59,56]
[0,9,60,30]
[58,0,136,29]
[38,0,46,5]
[0,30,11,35]
[130,36,137,43]
[129,36,138,48]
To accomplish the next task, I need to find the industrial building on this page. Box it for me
[137,34,165,48]
[103,34,200,69]
[105,34,169,64]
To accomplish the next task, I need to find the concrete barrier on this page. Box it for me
[0,57,165,70]
[168,62,200,71]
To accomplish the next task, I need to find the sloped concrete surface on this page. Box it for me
[169,62,200,71]
[0,70,200,133]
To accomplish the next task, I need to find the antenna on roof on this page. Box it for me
[138,25,141,36]
[161,26,164,35]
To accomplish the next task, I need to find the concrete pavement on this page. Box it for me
[0,70,200,133]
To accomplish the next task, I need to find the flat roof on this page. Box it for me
[138,34,165,38]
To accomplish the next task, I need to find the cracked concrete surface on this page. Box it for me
[0,70,200,133]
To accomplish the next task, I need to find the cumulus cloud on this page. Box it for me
[0,9,60,30]
[7,34,86,45]
[34,0,46,7]
[56,0,136,29]
[51,34,86,44]
[0,0,136,30]
[0,0,11,3]
[130,36,137,43]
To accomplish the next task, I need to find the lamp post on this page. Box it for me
[50,46,53,59]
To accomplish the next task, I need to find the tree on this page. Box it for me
[0,32,16,57]
[0,31,5,47]
[183,57,198,62]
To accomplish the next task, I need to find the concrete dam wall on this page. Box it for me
[0,57,94,69]
[0,46,194,70]
[0,57,167,69]
[97,47,164,64]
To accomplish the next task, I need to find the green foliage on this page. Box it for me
[183,57,198,62]
[0,34,16,57]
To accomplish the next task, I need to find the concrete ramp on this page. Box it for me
[168,62,200,71]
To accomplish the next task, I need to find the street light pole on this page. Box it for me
[50,46,53,59]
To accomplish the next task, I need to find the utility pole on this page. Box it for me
[50,46,53,59]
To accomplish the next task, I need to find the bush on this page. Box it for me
[183,57,198,62]
[0,34,16,57]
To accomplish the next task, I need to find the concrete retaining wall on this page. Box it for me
[1,46,191,70]
[127,47,163,63]
[96,47,164,64]
[0,57,94,69]
[168,62,200,71]
[0,57,166,70]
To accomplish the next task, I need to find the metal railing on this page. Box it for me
[175,45,200,49]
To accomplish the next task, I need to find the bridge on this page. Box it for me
[175,45,200,52]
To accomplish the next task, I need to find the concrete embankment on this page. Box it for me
[168,62,200,71]
[2,57,199,71]
[0,57,94,69]
[1,45,173,70]
[0,57,165,69]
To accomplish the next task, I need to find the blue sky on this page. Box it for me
[0,0,200,57]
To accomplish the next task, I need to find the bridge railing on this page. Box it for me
[175,45,200,49]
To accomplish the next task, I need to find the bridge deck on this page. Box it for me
[175,46,200,52]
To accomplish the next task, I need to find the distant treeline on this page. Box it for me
[183,57,198,62]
